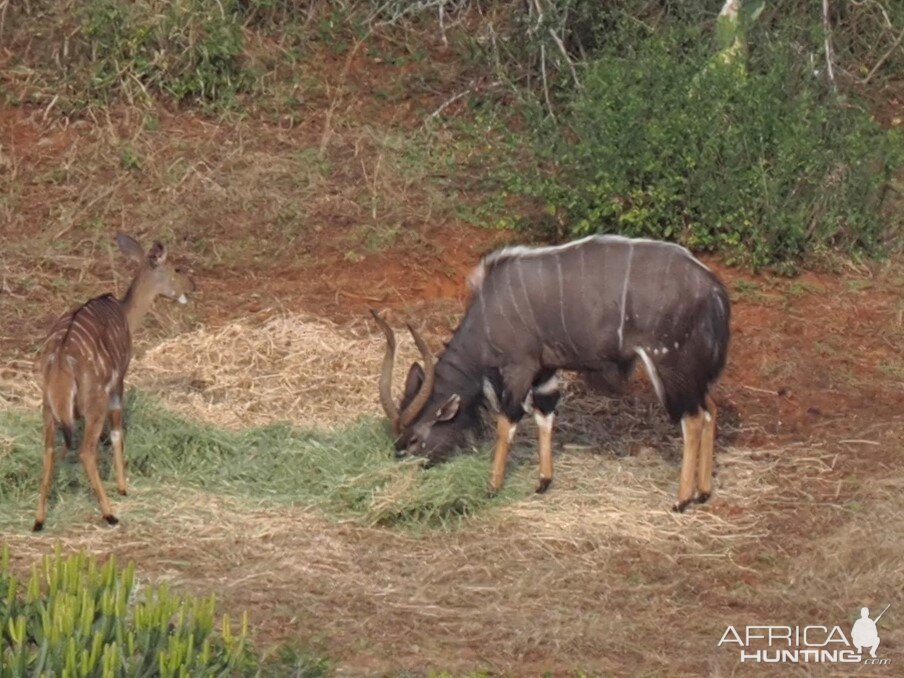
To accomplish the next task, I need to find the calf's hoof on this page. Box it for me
[535,477,552,494]
[118,489,128,496]
[672,499,692,513]
[695,492,711,504]
[103,514,120,526]
[32,520,44,532]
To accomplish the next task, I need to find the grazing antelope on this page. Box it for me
[34,234,195,531]
[373,235,730,511]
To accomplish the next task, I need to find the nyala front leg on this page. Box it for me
[531,372,560,494]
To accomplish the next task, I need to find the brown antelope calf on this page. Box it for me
[34,234,195,531]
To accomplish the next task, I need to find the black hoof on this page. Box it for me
[32,520,44,532]
[696,492,711,504]
[535,477,552,494]
[118,489,128,496]
[672,499,691,513]
[103,514,120,526]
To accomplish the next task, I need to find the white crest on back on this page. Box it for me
[476,235,711,287]
[467,263,486,291]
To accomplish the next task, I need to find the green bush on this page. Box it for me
[0,546,253,677]
[4,0,252,110]
[76,0,249,107]
[513,24,902,269]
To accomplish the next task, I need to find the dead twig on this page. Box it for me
[822,0,837,91]
[862,25,904,84]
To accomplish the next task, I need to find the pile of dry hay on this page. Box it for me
[129,313,423,430]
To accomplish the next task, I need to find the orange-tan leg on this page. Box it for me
[674,410,705,512]
[534,411,554,494]
[33,404,57,532]
[696,394,718,503]
[489,416,517,492]
[79,413,118,526]
[108,407,127,496]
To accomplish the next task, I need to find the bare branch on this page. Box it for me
[850,0,893,29]
[862,25,904,84]
[427,87,472,120]
[548,27,581,90]
[531,0,554,118]
[539,42,554,119]
[822,0,837,91]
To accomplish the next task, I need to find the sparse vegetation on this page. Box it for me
[3,1,901,267]
[487,3,904,270]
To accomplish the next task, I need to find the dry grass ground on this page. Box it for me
[2,290,902,673]
[1,433,900,674]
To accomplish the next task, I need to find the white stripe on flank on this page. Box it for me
[69,322,99,354]
[479,291,503,353]
[505,266,531,330]
[516,262,539,329]
[617,244,634,351]
[491,273,520,337]
[635,347,665,407]
[556,255,581,355]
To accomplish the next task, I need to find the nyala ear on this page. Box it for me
[403,363,424,401]
[147,242,167,267]
[434,394,461,422]
[116,233,145,263]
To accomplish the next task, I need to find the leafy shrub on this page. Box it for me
[0,546,253,676]
[76,0,249,107]
[516,25,902,269]
[4,0,252,110]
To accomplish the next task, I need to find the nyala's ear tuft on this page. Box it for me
[147,242,168,266]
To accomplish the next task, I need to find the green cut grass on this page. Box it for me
[0,391,531,531]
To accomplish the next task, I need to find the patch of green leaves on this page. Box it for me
[76,0,249,108]
[512,21,902,269]
[0,545,254,676]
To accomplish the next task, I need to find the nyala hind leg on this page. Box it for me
[696,394,718,503]
[531,371,560,494]
[674,410,705,512]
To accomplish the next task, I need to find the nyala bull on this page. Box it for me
[372,235,730,511]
